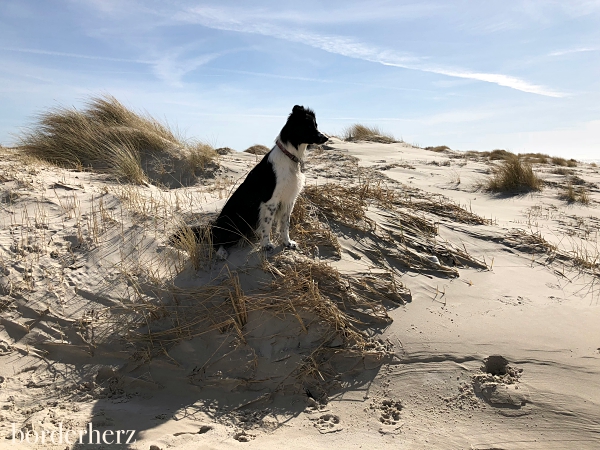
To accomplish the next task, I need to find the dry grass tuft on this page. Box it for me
[117,252,406,394]
[291,180,487,274]
[551,156,578,167]
[215,147,235,155]
[342,124,396,143]
[551,167,575,176]
[186,142,218,173]
[486,156,544,193]
[425,146,450,152]
[244,144,270,155]
[18,94,216,185]
[521,152,550,164]
[560,184,591,205]
[488,149,515,161]
[502,229,557,255]
[169,221,215,270]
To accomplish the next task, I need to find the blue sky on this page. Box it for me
[1,1,599,159]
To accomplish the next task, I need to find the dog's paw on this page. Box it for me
[215,246,229,260]
[284,240,298,250]
[262,242,275,252]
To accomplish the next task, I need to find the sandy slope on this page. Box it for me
[0,141,599,449]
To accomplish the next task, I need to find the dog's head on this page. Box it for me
[280,105,328,149]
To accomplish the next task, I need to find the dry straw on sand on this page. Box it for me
[18,95,217,186]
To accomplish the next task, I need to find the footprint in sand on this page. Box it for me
[379,399,403,425]
[313,414,342,433]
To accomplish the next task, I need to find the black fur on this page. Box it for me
[210,152,276,247]
[280,105,324,149]
[171,105,327,252]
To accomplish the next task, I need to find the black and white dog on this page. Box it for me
[186,105,328,259]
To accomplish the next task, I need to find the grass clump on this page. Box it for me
[342,124,396,143]
[560,184,591,205]
[244,144,270,155]
[19,95,216,185]
[521,152,550,164]
[551,156,577,167]
[425,146,450,153]
[187,142,218,172]
[488,149,515,161]
[551,167,574,176]
[486,155,544,193]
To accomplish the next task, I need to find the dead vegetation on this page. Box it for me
[462,149,579,168]
[18,94,217,186]
[244,145,270,155]
[113,252,407,396]
[424,146,450,153]
[342,124,396,144]
[551,156,578,167]
[485,156,544,193]
[560,184,591,205]
[551,167,575,176]
[289,180,488,277]
[506,229,600,282]
[133,175,490,393]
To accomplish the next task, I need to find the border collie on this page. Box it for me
[183,105,328,259]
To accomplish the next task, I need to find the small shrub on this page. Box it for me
[244,144,270,155]
[486,156,543,193]
[342,124,395,143]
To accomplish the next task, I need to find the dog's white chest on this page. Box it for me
[269,151,305,206]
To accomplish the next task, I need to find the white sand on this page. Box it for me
[1,141,599,449]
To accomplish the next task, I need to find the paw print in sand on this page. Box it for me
[379,399,402,425]
[313,413,342,434]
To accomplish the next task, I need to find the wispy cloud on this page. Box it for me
[1,46,225,86]
[175,5,565,97]
[548,47,598,56]
[1,46,153,64]
[411,68,564,98]
[213,67,436,92]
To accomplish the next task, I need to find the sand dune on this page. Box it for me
[0,140,599,449]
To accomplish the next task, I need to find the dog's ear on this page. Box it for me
[292,105,304,114]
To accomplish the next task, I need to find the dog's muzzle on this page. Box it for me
[316,132,328,144]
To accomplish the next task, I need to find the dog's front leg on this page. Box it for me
[258,202,276,251]
[281,202,297,250]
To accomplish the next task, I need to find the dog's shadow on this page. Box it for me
[78,242,390,446]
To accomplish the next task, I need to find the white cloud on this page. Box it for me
[175,6,565,97]
[548,47,598,56]
[0,46,152,64]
